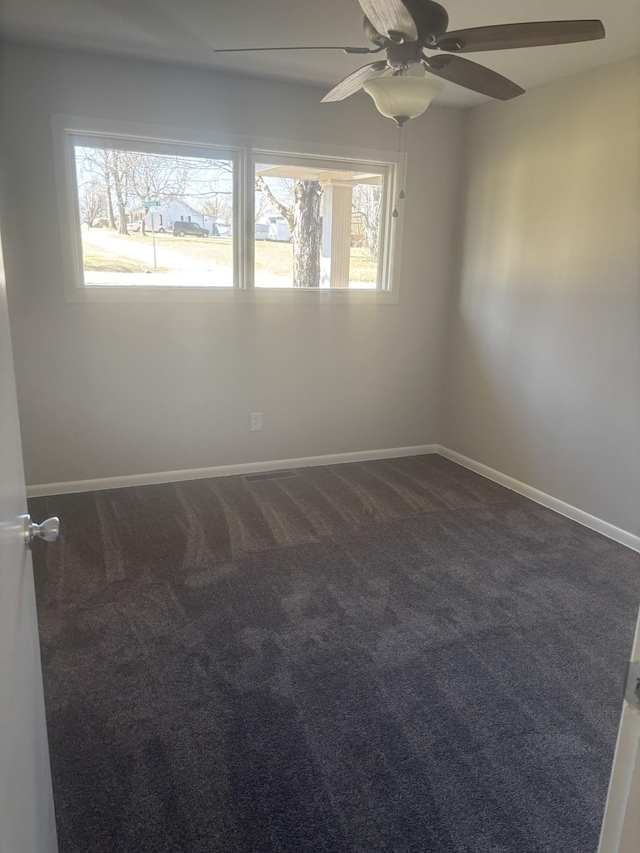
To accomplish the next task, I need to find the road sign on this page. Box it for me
[146,201,161,207]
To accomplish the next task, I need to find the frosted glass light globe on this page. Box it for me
[364,75,444,125]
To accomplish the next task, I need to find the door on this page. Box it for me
[598,611,640,852]
[0,227,58,849]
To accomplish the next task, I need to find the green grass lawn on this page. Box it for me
[83,246,161,274]
[256,241,295,277]
[348,247,379,284]
[125,234,235,267]
[106,233,378,283]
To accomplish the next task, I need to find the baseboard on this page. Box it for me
[437,445,640,554]
[26,444,439,498]
[27,443,640,554]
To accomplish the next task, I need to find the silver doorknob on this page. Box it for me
[23,515,60,548]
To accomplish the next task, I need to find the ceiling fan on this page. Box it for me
[216,0,605,119]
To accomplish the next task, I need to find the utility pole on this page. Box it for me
[151,212,157,270]
[146,201,161,270]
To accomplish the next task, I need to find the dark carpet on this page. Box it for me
[29,455,640,853]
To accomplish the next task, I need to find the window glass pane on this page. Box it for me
[74,143,234,287]
[254,161,383,289]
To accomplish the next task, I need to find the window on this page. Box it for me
[71,135,236,288]
[254,156,389,290]
[56,118,401,302]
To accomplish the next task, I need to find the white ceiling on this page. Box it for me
[1,0,639,107]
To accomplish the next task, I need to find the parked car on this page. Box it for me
[129,221,169,234]
[255,223,269,241]
[172,222,209,238]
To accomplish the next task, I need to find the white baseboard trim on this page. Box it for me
[26,444,439,498]
[26,443,640,554]
[437,445,640,554]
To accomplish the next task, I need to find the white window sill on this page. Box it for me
[65,285,399,305]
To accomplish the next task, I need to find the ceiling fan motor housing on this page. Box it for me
[364,0,449,46]
[386,41,423,69]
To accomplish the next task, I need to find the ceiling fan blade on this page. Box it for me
[322,61,388,102]
[358,0,418,43]
[215,46,376,54]
[424,54,524,100]
[436,20,605,53]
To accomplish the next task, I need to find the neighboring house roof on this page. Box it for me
[160,196,202,215]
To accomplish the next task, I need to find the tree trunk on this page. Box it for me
[115,198,128,235]
[113,179,128,236]
[107,150,129,235]
[103,164,116,229]
[292,181,321,288]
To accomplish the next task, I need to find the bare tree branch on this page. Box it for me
[255,175,295,233]
[79,180,107,227]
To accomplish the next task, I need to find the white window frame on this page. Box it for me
[251,150,393,294]
[53,115,404,304]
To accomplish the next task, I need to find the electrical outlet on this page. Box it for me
[251,412,262,431]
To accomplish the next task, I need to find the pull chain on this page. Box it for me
[400,121,408,199]
[393,122,408,218]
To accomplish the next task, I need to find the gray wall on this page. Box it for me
[3,44,638,538]
[0,43,465,486]
[443,57,640,535]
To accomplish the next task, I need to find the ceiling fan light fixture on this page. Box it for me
[364,75,444,125]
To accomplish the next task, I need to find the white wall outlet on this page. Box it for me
[251,412,262,431]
